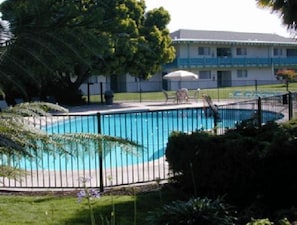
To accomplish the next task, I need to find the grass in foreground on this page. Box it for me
[0,186,178,225]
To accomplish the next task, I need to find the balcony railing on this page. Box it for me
[165,57,297,69]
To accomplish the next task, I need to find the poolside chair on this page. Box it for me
[188,88,200,102]
[230,91,243,99]
[176,88,189,104]
[243,91,253,99]
[162,90,176,103]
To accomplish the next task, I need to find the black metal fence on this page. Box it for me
[1,92,296,190]
[84,79,297,104]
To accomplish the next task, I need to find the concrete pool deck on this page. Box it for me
[67,99,234,114]
[67,98,291,123]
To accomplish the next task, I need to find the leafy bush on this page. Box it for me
[246,217,294,225]
[246,218,273,225]
[275,207,297,224]
[165,120,297,206]
[146,197,236,225]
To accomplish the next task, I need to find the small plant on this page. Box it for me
[246,218,273,225]
[155,177,163,205]
[77,177,100,225]
[107,175,116,225]
[279,218,291,225]
[146,196,236,225]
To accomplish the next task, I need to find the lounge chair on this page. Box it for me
[229,91,243,99]
[162,90,176,103]
[243,91,253,99]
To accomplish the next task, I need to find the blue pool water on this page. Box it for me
[18,108,283,171]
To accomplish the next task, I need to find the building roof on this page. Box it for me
[170,29,297,45]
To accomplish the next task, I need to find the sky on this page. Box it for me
[145,0,293,38]
[0,0,292,38]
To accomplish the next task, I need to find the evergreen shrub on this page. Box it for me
[165,120,297,206]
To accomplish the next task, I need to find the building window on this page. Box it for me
[273,48,283,56]
[237,70,248,78]
[199,70,211,79]
[217,48,232,57]
[287,49,297,57]
[236,48,247,56]
[198,47,210,56]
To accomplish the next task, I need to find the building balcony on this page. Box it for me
[165,57,297,69]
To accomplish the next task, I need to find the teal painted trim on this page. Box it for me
[165,57,297,69]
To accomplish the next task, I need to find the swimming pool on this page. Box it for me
[19,107,283,171]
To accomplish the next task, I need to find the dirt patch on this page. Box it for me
[0,182,163,197]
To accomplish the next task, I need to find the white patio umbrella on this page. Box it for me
[163,70,198,80]
[163,70,198,88]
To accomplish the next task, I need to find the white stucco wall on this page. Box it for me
[79,75,108,95]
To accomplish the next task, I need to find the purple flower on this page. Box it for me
[89,189,100,199]
[77,190,86,203]
[77,177,100,204]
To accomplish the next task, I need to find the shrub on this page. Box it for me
[165,120,297,206]
[246,218,273,225]
[145,197,236,225]
[166,129,262,204]
[246,217,294,225]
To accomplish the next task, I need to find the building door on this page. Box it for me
[110,74,119,92]
[217,71,232,87]
[162,72,169,90]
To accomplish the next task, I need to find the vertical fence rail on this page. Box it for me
[257,97,262,127]
[0,92,296,190]
[97,112,104,192]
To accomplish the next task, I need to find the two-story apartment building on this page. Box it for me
[80,29,297,94]
[163,29,297,90]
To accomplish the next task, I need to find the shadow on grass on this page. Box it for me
[63,185,180,225]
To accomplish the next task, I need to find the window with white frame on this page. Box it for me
[198,47,211,56]
[273,48,283,56]
[236,70,248,78]
[236,47,247,56]
[199,70,211,79]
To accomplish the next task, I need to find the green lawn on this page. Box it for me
[0,186,176,225]
[86,82,297,103]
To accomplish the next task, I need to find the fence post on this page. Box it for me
[100,82,103,104]
[97,112,104,192]
[138,78,142,103]
[87,82,93,104]
[288,92,293,120]
[214,115,218,135]
[257,97,262,127]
